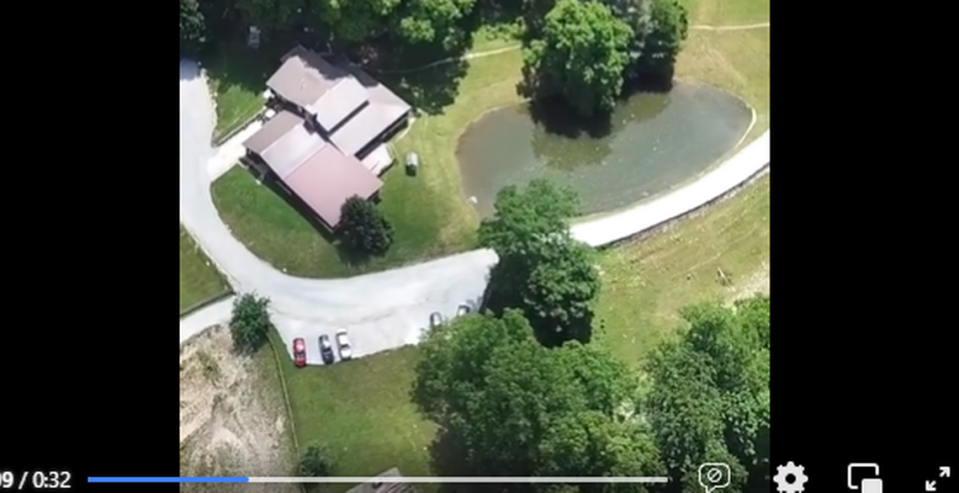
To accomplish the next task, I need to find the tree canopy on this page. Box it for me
[478,179,601,346]
[522,0,633,117]
[412,310,665,488]
[644,295,770,492]
[338,195,394,256]
[229,293,273,354]
[180,0,208,56]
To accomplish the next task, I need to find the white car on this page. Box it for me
[456,303,472,316]
[335,329,352,360]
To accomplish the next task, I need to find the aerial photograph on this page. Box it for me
[179,0,771,491]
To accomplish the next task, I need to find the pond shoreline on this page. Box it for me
[455,81,756,219]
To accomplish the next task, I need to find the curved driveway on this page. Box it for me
[179,59,770,363]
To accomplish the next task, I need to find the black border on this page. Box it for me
[5,4,177,492]
[770,2,951,491]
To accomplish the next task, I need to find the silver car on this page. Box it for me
[456,303,471,316]
[335,329,352,360]
[430,312,445,328]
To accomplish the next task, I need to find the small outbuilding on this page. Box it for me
[405,152,419,175]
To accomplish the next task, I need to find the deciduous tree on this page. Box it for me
[298,444,335,491]
[312,0,401,44]
[412,310,665,488]
[644,295,770,492]
[234,0,306,30]
[522,0,633,116]
[478,179,600,345]
[229,293,273,354]
[396,0,478,48]
[338,195,394,256]
[180,0,208,56]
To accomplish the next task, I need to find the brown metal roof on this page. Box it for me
[242,110,301,156]
[268,46,369,131]
[282,144,383,228]
[243,110,326,178]
[329,99,409,156]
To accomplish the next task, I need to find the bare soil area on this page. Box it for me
[180,325,299,493]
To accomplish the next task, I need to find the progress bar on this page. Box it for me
[88,477,669,484]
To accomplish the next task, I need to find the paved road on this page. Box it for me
[179,59,770,363]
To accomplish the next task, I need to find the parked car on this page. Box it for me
[318,334,335,364]
[429,312,445,328]
[335,329,353,360]
[456,303,472,316]
[293,338,307,368]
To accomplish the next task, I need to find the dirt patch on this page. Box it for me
[180,325,299,493]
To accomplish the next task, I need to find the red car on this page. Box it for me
[293,338,307,368]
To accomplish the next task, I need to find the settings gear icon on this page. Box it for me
[773,461,808,493]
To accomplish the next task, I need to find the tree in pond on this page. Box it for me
[521,0,634,117]
[338,195,394,256]
[180,0,208,56]
[644,294,770,492]
[478,179,601,346]
[599,0,689,82]
[412,309,666,486]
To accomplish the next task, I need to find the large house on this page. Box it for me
[242,45,412,230]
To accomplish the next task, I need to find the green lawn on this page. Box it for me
[236,0,770,481]
[201,42,288,142]
[179,226,231,315]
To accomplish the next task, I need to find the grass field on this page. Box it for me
[201,42,284,141]
[179,226,231,315]
[275,0,770,482]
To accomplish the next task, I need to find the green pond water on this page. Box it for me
[456,83,753,217]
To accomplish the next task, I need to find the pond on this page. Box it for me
[456,83,753,217]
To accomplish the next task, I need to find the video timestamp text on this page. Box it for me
[1,471,72,490]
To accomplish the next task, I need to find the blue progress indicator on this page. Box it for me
[88,477,249,483]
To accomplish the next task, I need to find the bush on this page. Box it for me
[229,293,272,354]
[298,444,334,490]
[338,195,394,255]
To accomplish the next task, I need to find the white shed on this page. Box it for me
[405,152,420,174]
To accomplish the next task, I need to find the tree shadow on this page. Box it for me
[376,59,469,116]
[199,36,289,97]
[348,35,472,116]
[429,428,519,493]
[236,160,376,268]
[526,96,613,139]
[623,64,676,96]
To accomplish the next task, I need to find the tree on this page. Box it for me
[229,293,273,354]
[412,310,665,488]
[180,0,207,57]
[478,179,600,346]
[596,0,688,81]
[522,0,633,117]
[298,444,334,491]
[644,295,770,492]
[632,0,688,78]
[338,195,394,256]
[235,0,306,30]
[311,0,402,44]
[395,0,478,48]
